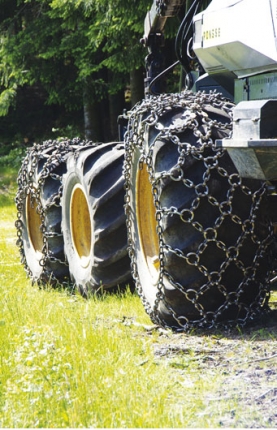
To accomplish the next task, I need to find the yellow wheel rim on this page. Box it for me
[70,184,92,268]
[26,193,43,255]
[136,163,160,279]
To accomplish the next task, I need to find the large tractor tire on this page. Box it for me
[61,142,131,296]
[124,91,273,330]
[15,138,89,286]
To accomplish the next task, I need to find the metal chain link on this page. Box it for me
[124,90,274,330]
[15,137,95,285]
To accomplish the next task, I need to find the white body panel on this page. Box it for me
[193,0,277,78]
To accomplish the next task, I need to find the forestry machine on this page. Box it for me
[16,0,277,330]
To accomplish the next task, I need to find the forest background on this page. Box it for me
[0,0,184,154]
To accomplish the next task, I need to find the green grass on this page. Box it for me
[0,167,19,208]
[1,167,277,427]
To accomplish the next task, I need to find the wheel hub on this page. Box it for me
[26,193,43,256]
[136,163,160,280]
[70,184,92,268]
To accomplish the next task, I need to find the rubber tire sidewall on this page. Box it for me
[62,143,131,295]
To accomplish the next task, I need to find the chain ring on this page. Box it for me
[124,90,274,330]
[15,137,95,286]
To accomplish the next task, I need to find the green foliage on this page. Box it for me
[0,0,166,140]
[0,0,185,142]
[51,124,83,140]
[0,0,151,115]
[0,147,27,169]
[0,86,17,116]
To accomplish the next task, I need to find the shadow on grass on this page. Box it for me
[36,278,137,301]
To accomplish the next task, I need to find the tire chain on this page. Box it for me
[124,90,274,330]
[15,137,95,286]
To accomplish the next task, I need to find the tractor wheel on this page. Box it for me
[124,91,272,329]
[15,138,88,285]
[61,142,131,296]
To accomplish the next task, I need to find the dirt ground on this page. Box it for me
[149,307,277,428]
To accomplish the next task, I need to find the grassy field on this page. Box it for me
[1,166,277,428]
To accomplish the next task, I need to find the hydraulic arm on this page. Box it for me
[141,0,186,94]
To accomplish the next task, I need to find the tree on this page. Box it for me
[0,0,154,141]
